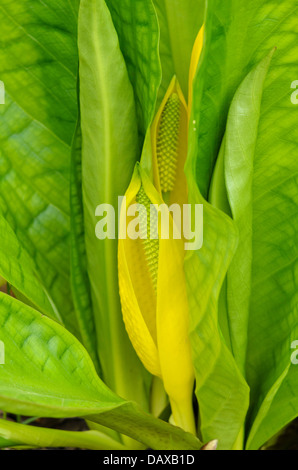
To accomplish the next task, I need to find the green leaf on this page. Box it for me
[184,195,249,449]
[0,0,79,144]
[220,50,274,372]
[0,293,119,416]
[0,436,19,449]
[0,0,80,336]
[0,93,78,336]
[0,293,202,450]
[78,0,151,407]
[192,0,297,198]
[185,150,249,448]
[0,212,60,322]
[0,419,126,450]
[152,0,205,101]
[70,118,101,374]
[246,365,298,450]
[191,0,298,448]
[105,0,161,135]
[245,15,298,450]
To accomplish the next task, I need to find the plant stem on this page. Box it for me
[150,376,168,418]
[232,426,245,450]
[170,397,196,435]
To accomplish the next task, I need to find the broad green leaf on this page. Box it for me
[70,118,101,374]
[221,51,274,372]
[245,15,298,450]
[191,0,297,198]
[0,0,79,144]
[0,212,60,322]
[0,435,18,448]
[208,137,233,351]
[0,0,80,336]
[152,0,205,102]
[0,419,126,450]
[0,93,78,336]
[0,293,119,416]
[246,364,298,450]
[190,0,298,448]
[78,0,151,407]
[0,293,202,450]
[184,177,249,449]
[105,0,161,135]
[207,50,277,447]
[184,9,253,447]
[88,403,202,450]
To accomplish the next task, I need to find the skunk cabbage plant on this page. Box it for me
[0,0,297,451]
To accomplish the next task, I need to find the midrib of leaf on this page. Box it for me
[79,0,150,416]
[90,9,121,385]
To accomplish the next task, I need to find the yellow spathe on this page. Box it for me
[118,28,204,435]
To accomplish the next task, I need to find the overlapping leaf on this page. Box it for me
[0,212,60,321]
[105,0,161,135]
[192,0,297,198]
[0,0,79,144]
[190,0,298,448]
[245,9,298,449]
[0,0,80,336]
[70,120,101,373]
[78,0,152,408]
[0,418,126,450]
[184,175,249,449]
[0,293,202,450]
[222,50,274,373]
[152,0,205,103]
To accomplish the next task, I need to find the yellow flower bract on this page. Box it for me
[118,26,204,435]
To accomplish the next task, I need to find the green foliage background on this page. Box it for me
[0,0,296,450]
